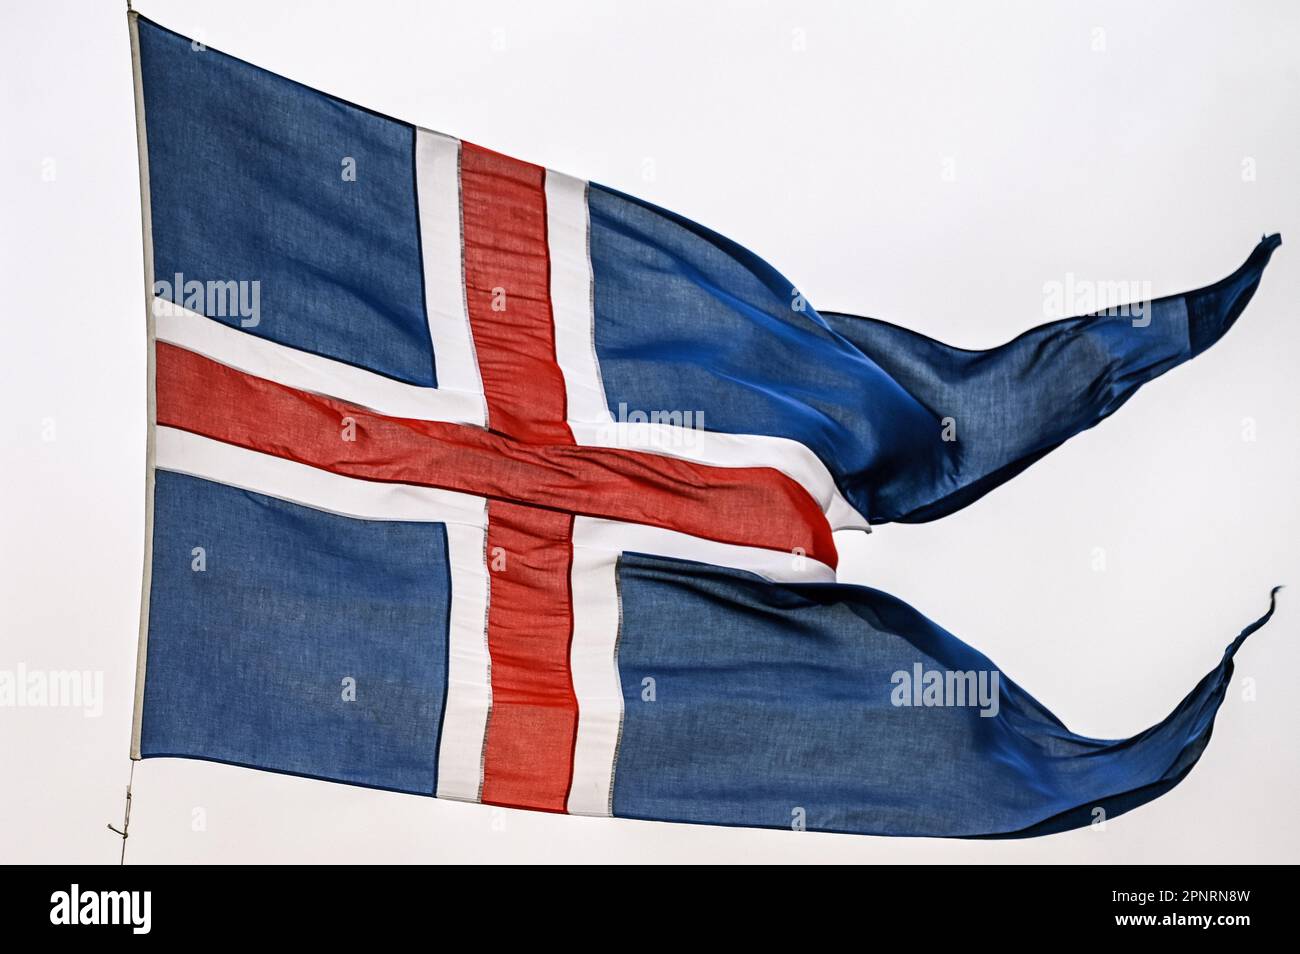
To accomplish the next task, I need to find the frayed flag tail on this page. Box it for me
[1188,233,1282,355]
[974,586,1283,838]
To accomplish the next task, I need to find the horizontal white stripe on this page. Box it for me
[155,426,485,526]
[154,301,485,424]
[575,517,836,584]
[415,128,487,426]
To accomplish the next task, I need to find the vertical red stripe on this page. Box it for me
[460,141,579,810]
[480,501,576,811]
[460,143,572,445]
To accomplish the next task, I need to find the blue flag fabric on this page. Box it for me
[131,13,1280,838]
[614,558,1280,836]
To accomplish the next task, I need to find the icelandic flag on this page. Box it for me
[129,13,1280,837]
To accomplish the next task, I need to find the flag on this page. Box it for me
[128,13,1279,837]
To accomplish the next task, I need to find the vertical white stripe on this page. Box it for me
[418,127,491,800]
[546,171,612,425]
[565,514,839,817]
[436,522,492,802]
[550,174,624,815]
[566,518,626,816]
[544,167,868,532]
[415,127,486,426]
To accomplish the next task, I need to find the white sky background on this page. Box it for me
[2,0,1297,863]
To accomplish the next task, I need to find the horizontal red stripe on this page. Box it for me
[155,342,838,569]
